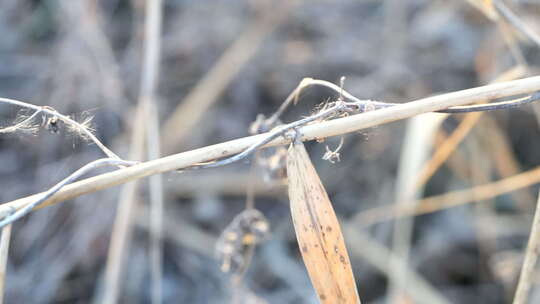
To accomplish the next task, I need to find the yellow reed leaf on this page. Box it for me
[287,140,361,304]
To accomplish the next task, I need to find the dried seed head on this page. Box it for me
[215,209,270,275]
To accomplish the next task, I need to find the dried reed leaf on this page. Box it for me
[287,140,360,304]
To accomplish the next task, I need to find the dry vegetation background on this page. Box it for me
[2,0,540,303]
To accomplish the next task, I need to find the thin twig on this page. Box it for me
[312,78,540,113]
[147,105,164,304]
[496,19,528,68]
[3,75,540,214]
[415,112,482,190]
[388,113,445,303]
[494,0,540,47]
[513,189,540,304]
[265,78,314,126]
[195,92,540,170]
[191,100,352,169]
[0,97,120,159]
[139,0,164,301]
[0,110,42,134]
[102,103,147,304]
[266,78,540,116]
[413,67,526,206]
[354,166,540,228]
[103,0,164,301]
[0,225,11,304]
[479,116,535,210]
[0,158,137,229]
[433,93,540,113]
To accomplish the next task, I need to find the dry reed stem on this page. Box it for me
[166,171,284,197]
[287,139,360,303]
[104,0,164,302]
[135,206,215,256]
[0,158,136,229]
[433,130,472,182]
[384,67,527,271]
[414,65,524,191]
[138,0,164,301]
[467,0,528,69]
[479,116,535,210]
[496,19,528,68]
[494,0,540,47]
[415,112,482,189]
[147,104,164,304]
[2,76,540,215]
[513,189,540,304]
[102,103,147,304]
[469,137,500,282]
[389,113,446,303]
[355,165,540,227]
[160,1,295,153]
[0,225,11,304]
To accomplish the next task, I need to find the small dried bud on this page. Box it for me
[257,146,288,182]
[45,116,61,133]
[215,209,270,275]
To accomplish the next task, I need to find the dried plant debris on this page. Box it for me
[250,114,288,182]
[0,109,40,134]
[215,209,270,274]
[322,137,344,164]
[66,112,95,141]
[0,105,97,141]
[287,138,360,304]
[256,147,288,183]
[42,114,61,133]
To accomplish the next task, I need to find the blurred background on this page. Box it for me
[2,0,540,303]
